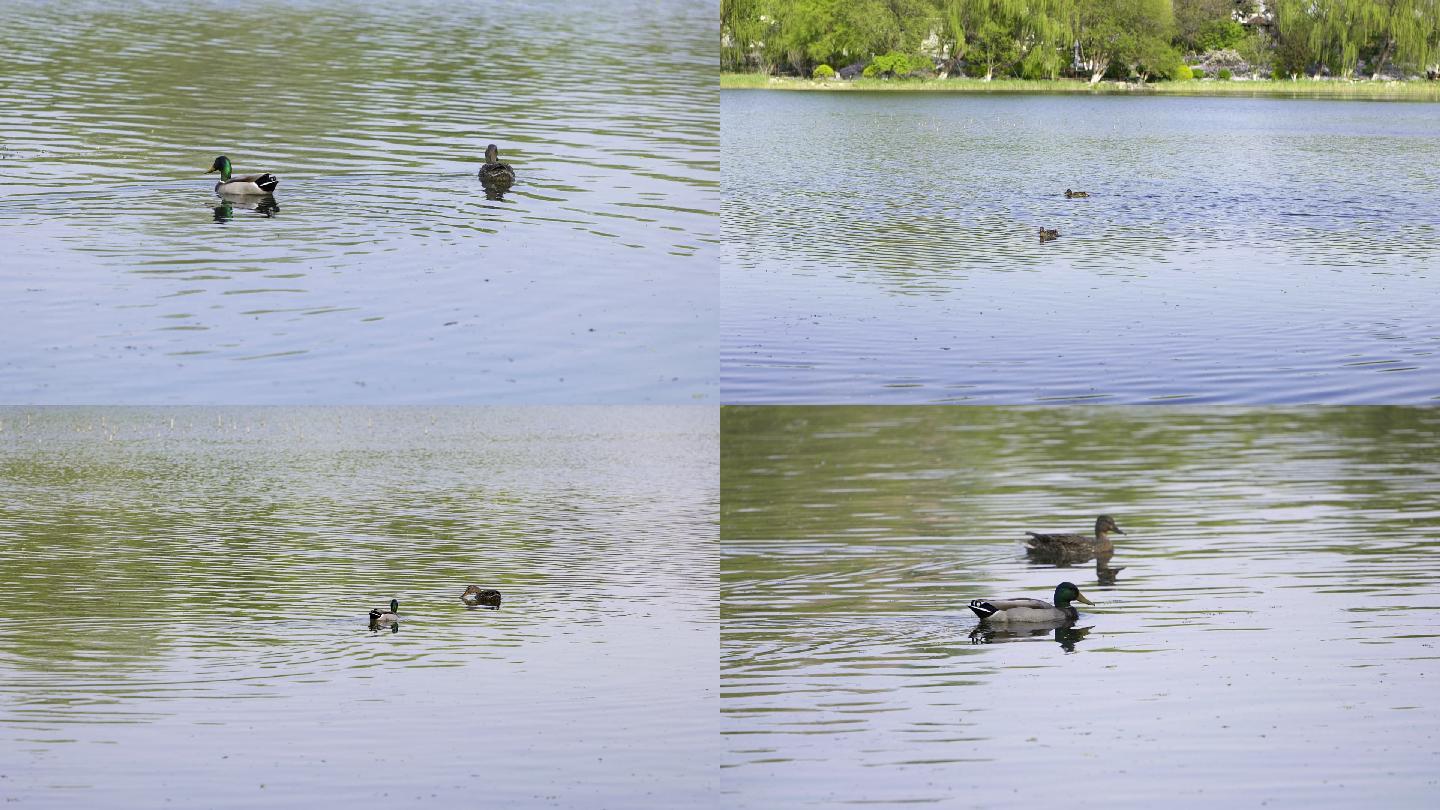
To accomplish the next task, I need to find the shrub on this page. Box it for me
[1218,68,1233,80]
[1172,63,1193,81]
[812,64,835,80]
[1191,68,1205,79]
[863,52,927,79]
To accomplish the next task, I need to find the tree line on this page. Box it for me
[720,0,1440,82]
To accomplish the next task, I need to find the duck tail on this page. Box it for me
[968,599,998,620]
[256,173,279,193]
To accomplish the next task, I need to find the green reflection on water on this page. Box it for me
[722,406,1440,618]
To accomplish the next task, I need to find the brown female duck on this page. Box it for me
[1025,514,1125,559]
[461,585,502,607]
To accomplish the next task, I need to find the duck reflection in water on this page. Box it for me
[1096,551,1126,585]
[213,193,280,223]
[1028,549,1125,585]
[969,622,1092,652]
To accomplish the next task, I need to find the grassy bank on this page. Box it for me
[720,73,1440,101]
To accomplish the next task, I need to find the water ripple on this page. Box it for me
[723,92,1440,403]
[0,0,718,402]
[722,406,1440,805]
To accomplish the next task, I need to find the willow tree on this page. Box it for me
[721,0,770,72]
[758,0,944,74]
[941,0,1072,79]
[1365,0,1440,77]
[1276,0,1375,76]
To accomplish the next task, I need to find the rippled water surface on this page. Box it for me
[722,406,1440,806]
[723,92,1440,403]
[0,1,717,402]
[0,406,717,808]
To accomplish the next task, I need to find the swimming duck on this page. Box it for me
[461,585,502,607]
[478,144,515,191]
[369,599,400,624]
[206,156,278,195]
[1064,189,1090,198]
[1025,515,1125,557]
[1038,227,1060,242]
[969,581,1094,623]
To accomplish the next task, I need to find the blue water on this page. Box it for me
[723,91,1440,403]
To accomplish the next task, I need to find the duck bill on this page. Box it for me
[1075,591,1095,606]
[1114,528,1126,534]
[206,167,218,173]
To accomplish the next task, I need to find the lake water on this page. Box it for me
[0,406,717,808]
[0,1,717,403]
[722,91,1440,403]
[721,406,1440,806]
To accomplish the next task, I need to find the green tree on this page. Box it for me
[1235,28,1273,77]
[971,18,1023,78]
[1074,0,1175,82]
[1174,0,1246,53]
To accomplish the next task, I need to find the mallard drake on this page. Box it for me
[461,585,502,607]
[969,581,1094,623]
[478,144,515,191]
[1064,189,1090,198]
[1025,514,1125,557]
[207,156,278,195]
[1038,227,1060,242]
[369,599,400,624]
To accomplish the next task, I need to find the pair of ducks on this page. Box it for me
[968,514,1125,623]
[206,144,517,196]
[368,585,504,626]
[1038,189,1092,242]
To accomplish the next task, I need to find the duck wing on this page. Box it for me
[969,596,1055,620]
[480,162,515,188]
[1025,531,1092,548]
[222,173,279,193]
[982,597,1053,611]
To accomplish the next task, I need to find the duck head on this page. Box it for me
[484,144,500,163]
[1054,581,1094,607]
[1096,515,1125,536]
[206,155,233,181]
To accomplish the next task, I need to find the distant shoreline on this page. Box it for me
[720,73,1440,101]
